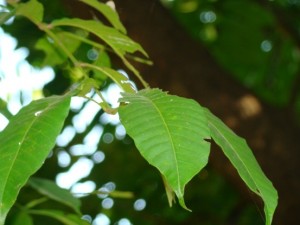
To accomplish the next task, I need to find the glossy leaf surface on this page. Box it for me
[204,108,278,225]
[28,177,81,214]
[119,89,211,208]
[0,95,71,224]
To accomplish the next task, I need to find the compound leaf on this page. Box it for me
[118,89,211,209]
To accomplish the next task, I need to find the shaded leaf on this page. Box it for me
[11,211,33,225]
[204,108,278,225]
[29,210,89,225]
[0,94,71,224]
[80,63,136,93]
[35,31,84,67]
[51,18,148,77]
[28,177,81,214]
[51,18,147,56]
[15,0,43,23]
[0,10,15,26]
[80,0,126,34]
[118,89,211,209]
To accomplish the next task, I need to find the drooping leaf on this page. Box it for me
[80,63,136,93]
[15,0,44,23]
[51,18,147,57]
[35,31,84,67]
[118,89,211,209]
[204,108,278,225]
[11,211,33,225]
[28,210,89,225]
[80,0,126,34]
[0,94,71,225]
[51,18,148,77]
[28,177,81,214]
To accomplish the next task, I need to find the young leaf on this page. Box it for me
[28,210,90,225]
[15,0,43,24]
[80,0,127,34]
[118,89,211,209]
[28,177,81,215]
[0,94,71,225]
[204,108,278,225]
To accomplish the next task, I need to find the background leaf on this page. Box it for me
[80,0,126,34]
[11,211,33,225]
[0,94,71,224]
[15,0,44,23]
[28,210,89,225]
[118,89,211,209]
[28,177,81,214]
[204,108,278,225]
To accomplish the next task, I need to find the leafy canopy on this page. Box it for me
[0,0,278,225]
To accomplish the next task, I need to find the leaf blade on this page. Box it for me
[80,0,126,34]
[28,177,81,215]
[119,89,211,208]
[204,108,278,225]
[0,95,71,224]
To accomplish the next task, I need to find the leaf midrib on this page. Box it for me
[0,99,58,218]
[208,120,261,195]
[144,95,181,195]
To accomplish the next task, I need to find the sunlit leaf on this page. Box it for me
[28,177,81,214]
[15,0,43,23]
[204,108,278,225]
[80,0,126,34]
[11,211,33,225]
[0,94,71,224]
[118,89,211,209]
[28,210,89,225]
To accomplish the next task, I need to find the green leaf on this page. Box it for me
[0,98,12,120]
[0,10,15,26]
[80,63,136,93]
[204,108,278,225]
[0,94,71,225]
[51,18,147,57]
[15,0,44,23]
[11,211,33,225]
[35,31,83,67]
[28,177,81,214]
[80,0,126,34]
[118,89,211,209]
[51,18,148,77]
[29,210,90,225]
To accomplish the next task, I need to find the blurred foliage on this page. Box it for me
[0,0,281,224]
[163,0,300,118]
